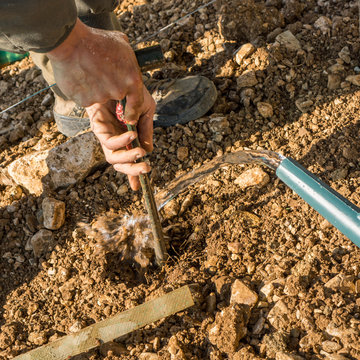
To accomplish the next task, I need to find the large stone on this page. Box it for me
[230,279,258,308]
[234,168,270,190]
[42,197,66,230]
[275,31,301,51]
[7,132,105,195]
[30,229,53,257]
[46,132,105,189]
[7,150,49,195]
[208,304,250,354]
[237,70,258,89]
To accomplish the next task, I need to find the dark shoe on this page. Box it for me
[147,75,217,127]
[53,75,217,137]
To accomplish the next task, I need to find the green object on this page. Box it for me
[276,157,360,247]
[0,51,28,67]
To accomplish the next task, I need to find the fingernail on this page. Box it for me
[136,153,143,159]
[130,134,136,140]
[141,169,149,174]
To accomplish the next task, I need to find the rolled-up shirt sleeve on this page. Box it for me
[0,0,77,53]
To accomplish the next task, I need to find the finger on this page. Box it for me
[138,88,155,152]
[128,175,140,191]
[101,131,137,151]
[124,76,144,125]
[105,147,146,165]
[138,113,154,153]
[113,162,151,176]
[88,104,137,149]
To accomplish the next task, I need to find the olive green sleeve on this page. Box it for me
[0,1,77,53]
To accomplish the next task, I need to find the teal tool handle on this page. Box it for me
[276,157,360,246]
[0,51,28,67]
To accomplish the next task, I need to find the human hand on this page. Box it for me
[47,18,144,124]
[86,85,155,191]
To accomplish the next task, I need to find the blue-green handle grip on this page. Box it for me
[276,157,360,247]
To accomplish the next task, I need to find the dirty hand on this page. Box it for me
[86,85,155,191]
[47,18,155,189]
[47,18,144,124]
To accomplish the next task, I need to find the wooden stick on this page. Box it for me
[126,122,167,266]
[14,286,194,360]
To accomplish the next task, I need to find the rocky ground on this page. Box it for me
[1,0,360,359]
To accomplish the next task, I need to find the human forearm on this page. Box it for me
[0,0,77,53]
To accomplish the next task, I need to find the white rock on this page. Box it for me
[314,16,332,35]
[234,168,270,190]
[257,102,273,118]
[7,150,50,195]
[7,132,105,195]
[30,229,53,257]
[275,31,302,51]
[235,43,256,65]
[42,197,65,230]
[230,279,258,308]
